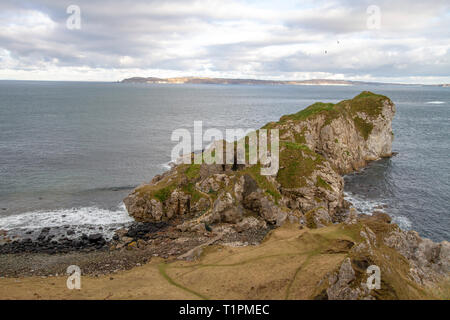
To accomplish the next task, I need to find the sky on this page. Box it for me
[0,0,449,84]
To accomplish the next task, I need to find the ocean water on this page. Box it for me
[0,81,448,241]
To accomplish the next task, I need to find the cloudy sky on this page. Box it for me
[0,0,449,83]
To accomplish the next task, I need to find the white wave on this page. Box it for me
[344,192,413,231]
[160,161,174,171]
[392,216,412,230]
[0,203,134,231]
[344,191,386,215]
[426,101,446,104]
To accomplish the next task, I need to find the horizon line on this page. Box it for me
[1,77,448,86]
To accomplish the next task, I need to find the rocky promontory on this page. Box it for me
[124,92,395,229]
[122,91,449,299]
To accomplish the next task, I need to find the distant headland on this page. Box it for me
[120,76,450,87]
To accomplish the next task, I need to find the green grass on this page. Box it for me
[276,143,324,188]
[316,176,332,190]
[280,102,336,122]
[281,141,311,151]
[137,163,204,204]
[262,91,389,141]
[294,132,307,144]
[353,116,374,140]
[242,165,281,202]
[182,182,203,203]
[341,91,389,118]
[153,186,174,202]
[266,189,280,201]
[185,164,201,180]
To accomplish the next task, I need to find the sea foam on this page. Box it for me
[0,203,134,231]
[426,101,446,104]
[344,191,412,231]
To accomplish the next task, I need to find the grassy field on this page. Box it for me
[0,222,447,300]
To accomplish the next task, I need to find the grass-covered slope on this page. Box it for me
[3,217,446,300]
[264,91,391,141]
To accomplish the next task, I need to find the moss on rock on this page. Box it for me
[264,91,390,141]
[316,176,332,191]
[353,116,374,140]
[276,143,324,188]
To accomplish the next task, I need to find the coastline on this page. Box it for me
[1,92,448,300]
[0,218,272,278]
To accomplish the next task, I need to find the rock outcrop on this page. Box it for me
[124,91,395,229]
[384,229,450,285]
[314,212,450,300]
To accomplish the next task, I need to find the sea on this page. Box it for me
[0,81,448,241]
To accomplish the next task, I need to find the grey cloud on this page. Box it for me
[0,0,448,82]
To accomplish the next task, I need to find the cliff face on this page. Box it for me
[122,91,449,299]
[124,91,394,228]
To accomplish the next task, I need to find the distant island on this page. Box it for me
[121,76,449,87]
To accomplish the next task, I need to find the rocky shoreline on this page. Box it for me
[0,218,273,277]
[0,221,169,255]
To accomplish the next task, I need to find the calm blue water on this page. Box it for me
[0,81,448,241]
